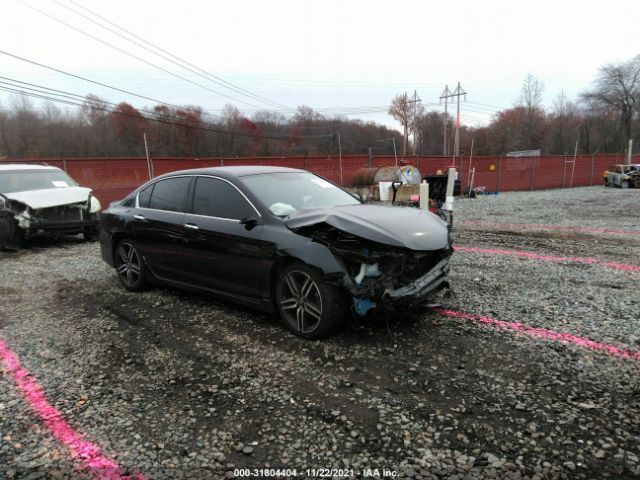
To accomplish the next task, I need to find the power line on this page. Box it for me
[0,78,89,105]
[19,0,269,110]
[0,77,221,128]
[467,100,509,111]
[0,50,220,120]
[54,0,293,112]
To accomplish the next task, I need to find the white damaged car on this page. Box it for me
[0,164,101,250]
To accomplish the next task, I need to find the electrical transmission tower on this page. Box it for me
[439,82,467,158]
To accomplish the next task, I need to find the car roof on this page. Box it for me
[0,163,60,172]
[156,165,306,179]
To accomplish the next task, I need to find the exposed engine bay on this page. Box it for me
[292,222,452,315]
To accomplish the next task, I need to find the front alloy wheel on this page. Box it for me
[115,240,147,291]
[276,263,345,339]
[279,270,323,333]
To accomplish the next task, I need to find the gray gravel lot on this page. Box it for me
[1,186,639,479]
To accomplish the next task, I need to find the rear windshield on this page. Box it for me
[0,170,78,193]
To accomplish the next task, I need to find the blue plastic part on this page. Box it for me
[353,297,376,316]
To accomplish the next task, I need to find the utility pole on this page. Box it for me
[439,82,467,159]
[392,137,398,166]
[143,132,153,179]
[411,90,421,157]
[338,132,343,185]
[439,85,451,156]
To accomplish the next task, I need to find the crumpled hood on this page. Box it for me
[4,187,92,210]
[286,204,449,251]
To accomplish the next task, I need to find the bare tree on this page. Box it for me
[582,54,640,150]
[517,74,546,149]
[549,90,580,153]
[388,94,413,156]
[292,105,322,134]
[520,73,545,112]
[415,111,451,155]
[221,104,244,153]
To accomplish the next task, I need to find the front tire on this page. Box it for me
[275,263,346,339]
[114,239,148,291]
[621,180,630,189]
[0,214,23,250]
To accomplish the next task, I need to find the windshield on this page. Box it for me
[0,169,78,194]
[241,172,360,217]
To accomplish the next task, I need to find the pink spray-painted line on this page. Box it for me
[0,339,144,480]
[455,246,640,273]
[431,308,640,361]
[460,220,639,237]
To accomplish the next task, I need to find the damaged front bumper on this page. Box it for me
[14,207,99,239]
[384,256,450,302]
[346,253,451,314]
[21,218,99,236]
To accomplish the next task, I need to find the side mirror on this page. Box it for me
[239,217,259,230]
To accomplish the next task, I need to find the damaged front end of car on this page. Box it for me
[290,221,452,315]
[0,193,100,249]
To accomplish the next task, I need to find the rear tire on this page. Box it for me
[275,262,346,339]
[114,239,148,291]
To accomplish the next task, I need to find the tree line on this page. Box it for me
[0,54,638,159]
[0,95,404,159]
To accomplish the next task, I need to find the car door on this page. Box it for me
[131,176,192,282]
[180,176,271,300]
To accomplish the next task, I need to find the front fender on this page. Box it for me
[278,239,344,275]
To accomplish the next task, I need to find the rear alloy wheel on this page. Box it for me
[276,263,345,339]
[115,240,148,291]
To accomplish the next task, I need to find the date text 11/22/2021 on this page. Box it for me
[233,468,398,477]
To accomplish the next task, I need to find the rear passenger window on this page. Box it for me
[138,184,153,208]
[148,177,190,212]
[192,177,255,220]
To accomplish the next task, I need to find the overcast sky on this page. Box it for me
[1,0,638,129]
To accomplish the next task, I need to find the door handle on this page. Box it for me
[133,214,145,220]
[184,223,199,230]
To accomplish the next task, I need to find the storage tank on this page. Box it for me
[352,165,421,186]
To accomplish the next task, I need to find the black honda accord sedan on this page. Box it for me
[100,166,452,339]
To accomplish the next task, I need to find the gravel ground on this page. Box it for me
[1,186,639,479]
